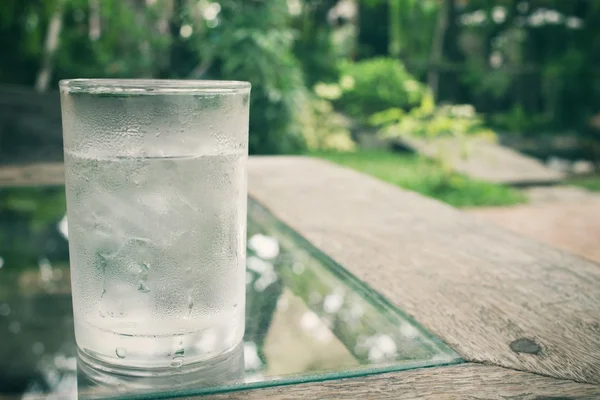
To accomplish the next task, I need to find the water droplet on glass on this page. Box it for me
[137,263,150,292]
[187,293,194,316]
[140,262,150,273]
[170,357,184,367]
[171,348,185,367]
[155,131,161,137]
[138,282,150,293]
[116,347,127,358]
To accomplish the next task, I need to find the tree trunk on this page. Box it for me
[35,0,65,93]
[88,0,101,41]
[428,0,450,101]
[388,0,402,57]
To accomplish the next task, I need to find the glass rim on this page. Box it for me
[59,79,251,95]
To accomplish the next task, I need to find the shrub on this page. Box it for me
[203,1,308,154]
[300,95,356,152]
[371,90,496,142]
[371,90,496,176]
[331,58,425,120]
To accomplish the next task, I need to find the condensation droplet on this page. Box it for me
[140,262,150,273]
[171,348,185,367]
[138,282,150,293]
[137,263,150,292]
[187,292,194,317]
[116,347,127,358]
[170,357,184,367]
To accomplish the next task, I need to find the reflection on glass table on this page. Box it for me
[0,186,461,399]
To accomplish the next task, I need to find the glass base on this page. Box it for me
[74,317,244,371]
[77,341,244,380]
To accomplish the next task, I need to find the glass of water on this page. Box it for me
[59,79,250,374]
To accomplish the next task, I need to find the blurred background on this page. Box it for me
[1,1,599,396]
[1,0,600,261]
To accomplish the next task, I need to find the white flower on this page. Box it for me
[566,16,583,29]
[492,6,506,24]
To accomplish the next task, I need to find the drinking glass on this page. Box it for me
[59,79,250,374]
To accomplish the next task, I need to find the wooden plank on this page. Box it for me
[247,156,600,384]
[401,137,564,185]
[0,162,65,187]
[206,363,600,399]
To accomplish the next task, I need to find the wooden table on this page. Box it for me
[216,156,600,399]
[2,157,599,398]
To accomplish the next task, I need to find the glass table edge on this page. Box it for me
[119,358,465,400]
[247,198,461,358]
[0,184,464,398]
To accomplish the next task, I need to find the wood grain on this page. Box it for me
[205,363,600,399]
[247,156,600,385]
[0,162,65,187]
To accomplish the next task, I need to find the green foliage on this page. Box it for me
[456,0,600,138]
[567,175,600,192]
[178,0,308,154]
[313,150,525,208]
[291,0,340,86]
[2,0,308,155]
[56,0,172,80]
[299,95,356,152]
[370,92,497,178]
[330,58,425,120]
[0,187,66,231]
[491,105,553,135]
[371,90,496,141]
[0,187,67,269]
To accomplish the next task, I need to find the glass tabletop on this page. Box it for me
[0,184,461,399]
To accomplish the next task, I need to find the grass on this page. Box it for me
[311,150,526,208]
[567,175,600,192]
